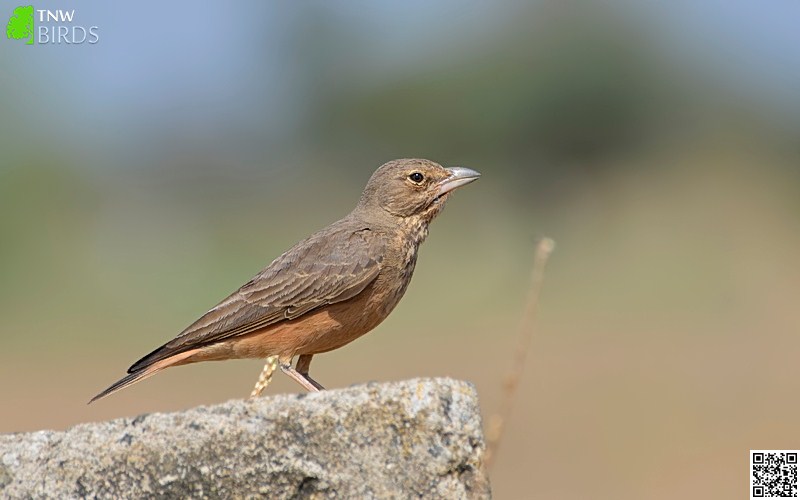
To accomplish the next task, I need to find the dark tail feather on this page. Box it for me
[127,342,175,374]
[88,348,199,404]
[89,370,150,404]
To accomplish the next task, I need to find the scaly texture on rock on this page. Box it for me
[0,378,490,499]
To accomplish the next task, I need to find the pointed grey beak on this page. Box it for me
[436,167,481,196]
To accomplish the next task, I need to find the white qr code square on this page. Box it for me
[752,450,798,499]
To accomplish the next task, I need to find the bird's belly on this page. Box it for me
[293,279,405,355]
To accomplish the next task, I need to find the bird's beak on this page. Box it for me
[436,167,481,197]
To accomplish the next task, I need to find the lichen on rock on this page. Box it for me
[0,378,490,499]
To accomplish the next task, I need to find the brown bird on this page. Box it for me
[90,159,480,403]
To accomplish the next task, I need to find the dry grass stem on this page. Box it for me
[249,355,280,399]
[484,237,555,470]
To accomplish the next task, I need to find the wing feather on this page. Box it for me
[128,225,383,373]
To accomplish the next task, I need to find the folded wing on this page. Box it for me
[128,225,383,373]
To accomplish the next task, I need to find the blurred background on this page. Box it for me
[2,1,799,498]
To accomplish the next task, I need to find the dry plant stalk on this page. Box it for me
[484,237,555,470]
[249,355,280,399]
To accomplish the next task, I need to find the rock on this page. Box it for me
[0,378,490,499]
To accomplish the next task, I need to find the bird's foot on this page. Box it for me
[280,362,324,392]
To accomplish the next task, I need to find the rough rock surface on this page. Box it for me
[0,378,490,499]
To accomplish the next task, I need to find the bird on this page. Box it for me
[90,159,480,403]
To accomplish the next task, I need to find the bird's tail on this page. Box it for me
[89,370,154,404]
[89,349,198,404]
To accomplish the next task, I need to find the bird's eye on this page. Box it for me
[408,172,424,184]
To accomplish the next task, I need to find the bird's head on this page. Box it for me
[355,159,480,224]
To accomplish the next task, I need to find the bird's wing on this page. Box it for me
[128,226,384,372]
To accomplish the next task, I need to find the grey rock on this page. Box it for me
[0,378,490,499]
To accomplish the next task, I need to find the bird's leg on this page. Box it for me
[279,356,323,392]
[295,354,325,390]
[249,355,279,399]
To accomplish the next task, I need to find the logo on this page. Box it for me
[6,5,33,45]
[6,5,99,45]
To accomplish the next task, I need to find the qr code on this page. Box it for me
[752,451,798,498]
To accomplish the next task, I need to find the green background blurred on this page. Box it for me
[2,1,799,498]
